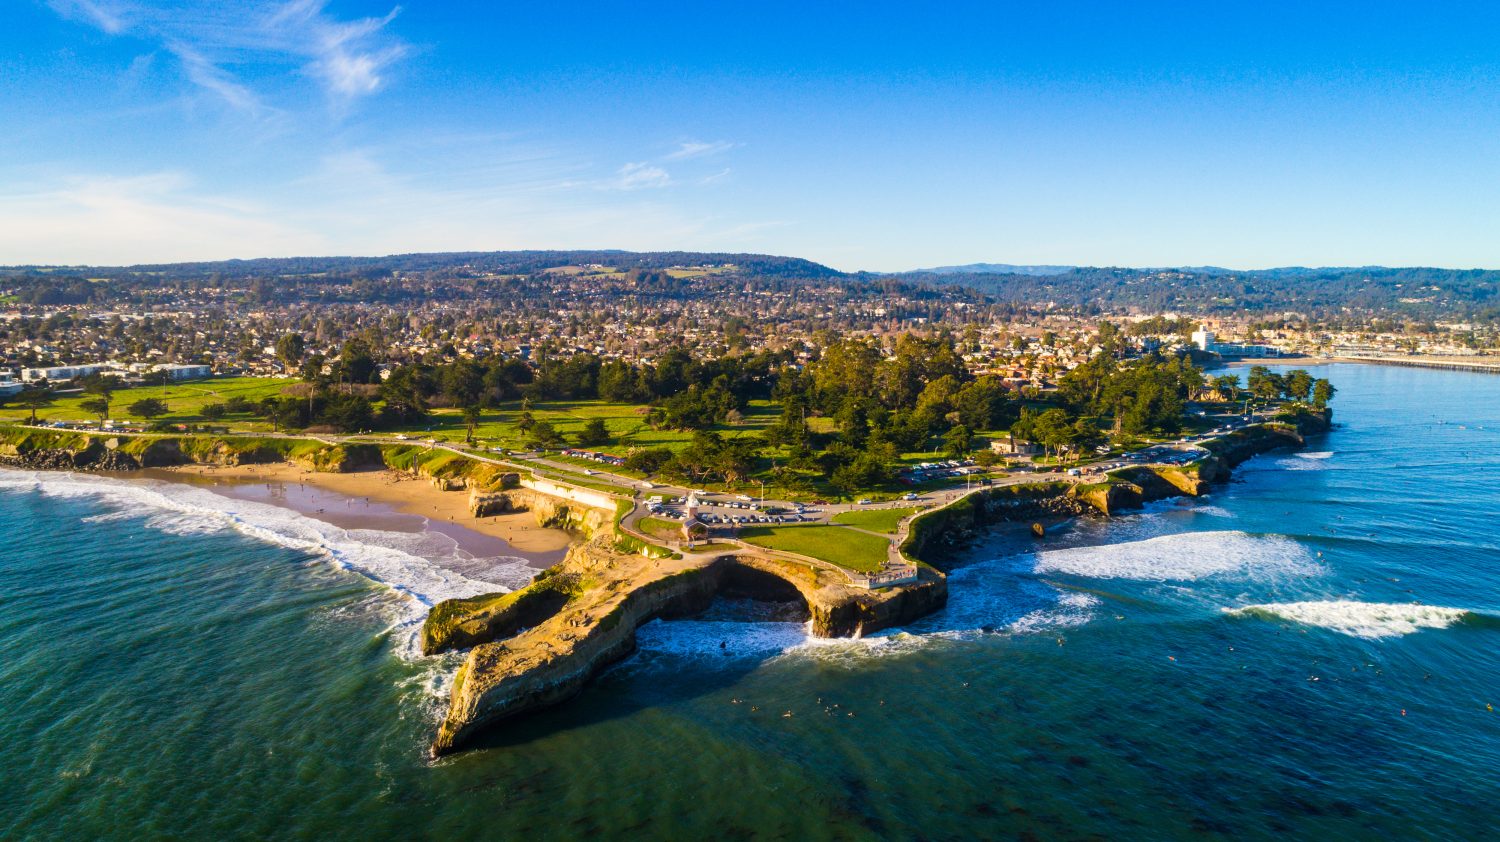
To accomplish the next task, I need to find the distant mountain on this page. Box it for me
[3,250,846,281]
[910,262,1076,276]
[896,264,1500,321]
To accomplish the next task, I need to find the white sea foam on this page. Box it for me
[0,469,536,655]
[1188,504,1235,519]
[628,554,1104,669]
[1033,530,1323,582]
[1226,600,1471,639]
[634,618,811,661]
[1272,451,1335,471]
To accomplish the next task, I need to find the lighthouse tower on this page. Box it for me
[681,492,706,544]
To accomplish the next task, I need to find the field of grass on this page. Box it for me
[831,507,919,535]
[405,398,779,453]
[0,376,294,427]
[737,524,890,573]
[637,516,682,539]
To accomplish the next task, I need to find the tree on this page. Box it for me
[79,397,110,424]
[80,374,125,422]
[1212,374,1240,400]
[461,404,482,444]
[319,393,374,432]
[17,384,54,425]
[1312,378,1337,407]
[942,424,973,459]
[1283,369,1314,402]
[261,397,304,432]
[577,417,611,447]
[128,398,169,420]
[276,333,306,369]
[1246,366,1283,401]
[527,420,564,449]
[1030,408,1073,464]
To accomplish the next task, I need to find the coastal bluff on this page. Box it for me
[424,537,945,756]
[902,409,1331,563]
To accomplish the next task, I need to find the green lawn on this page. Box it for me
[0,376,293,427]
[737,525,890,573]
[411,398,778,453]
[637,516,682,539]
[831,507,919,535]
[686,542,741,554]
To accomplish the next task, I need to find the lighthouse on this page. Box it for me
[681,492,707,545]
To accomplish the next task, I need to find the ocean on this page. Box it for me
[2,362,1498,839]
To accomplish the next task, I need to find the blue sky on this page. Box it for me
[5,1,1500,270]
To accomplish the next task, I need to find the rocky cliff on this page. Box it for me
[426,543,945,756]
[901,412,1332,565]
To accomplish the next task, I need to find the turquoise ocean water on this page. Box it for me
[2,362,1498,839]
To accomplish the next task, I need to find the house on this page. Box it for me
[991,434,1043,456]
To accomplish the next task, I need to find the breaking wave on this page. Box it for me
[1033,530,1324,582]
[0,469,536,655]
[1272,451,1335,471]
[629,556,1102,669]
[1225,600,1483,639]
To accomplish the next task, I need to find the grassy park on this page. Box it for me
[0,377,293,427]
[831,507,920,535]
[737,524,891,572]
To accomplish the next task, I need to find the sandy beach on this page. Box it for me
[147,463,575,565]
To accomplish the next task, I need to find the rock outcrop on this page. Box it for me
[426,544,946,756]
[900,413,1332,564]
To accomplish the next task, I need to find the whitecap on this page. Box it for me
[1225,600,1471,639]
[1189,505,1236,519]
[1033,530,1323,582]
[1272,451,1334,471]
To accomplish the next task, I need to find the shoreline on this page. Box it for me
[146,463,574,566]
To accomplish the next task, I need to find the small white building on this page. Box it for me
[1191,329,1215,351]
[155,364,212,381]
[991,435,1043,456]
[21,364,110,383]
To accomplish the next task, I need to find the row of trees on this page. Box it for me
[1245,366,1337,406]
[1057,351,1203,435]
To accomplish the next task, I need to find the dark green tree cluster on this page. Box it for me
[1010,408,1106,464]
[624,431,759,485]
[1057,352,1203,434]
[1246,366,1336,406]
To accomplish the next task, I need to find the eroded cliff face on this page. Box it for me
[469,487,610,535]
[901,413,1333,564]
[0,428,386,473]
[425,545,946,756]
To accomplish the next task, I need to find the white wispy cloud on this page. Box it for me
[46,0,407,113]
[663,139,736,161]
[48,0,130,34]
[610,162,672,190]
[167,39,267,115]
[698,167,733,185]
